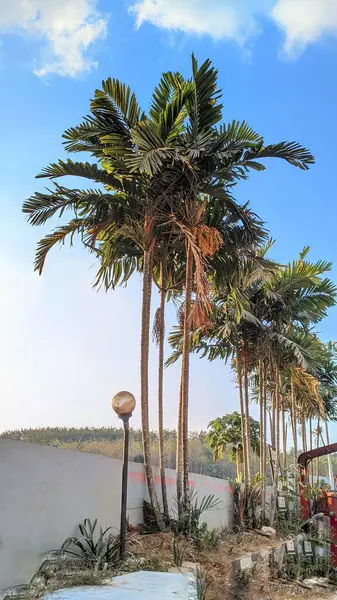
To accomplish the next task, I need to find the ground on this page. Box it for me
[127,530,336,600]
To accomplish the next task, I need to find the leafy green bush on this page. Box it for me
[170,490,221,550]
[142,490,221,551]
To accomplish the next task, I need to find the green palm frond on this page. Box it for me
[23,187,75,226]
[36,160,123,191]
[34,219,88,274]
[243,141,315,170]
[62,120,103,155]
[219,120,263,145]
[93,77,143,129]
[187,54,223,135]
[150,71,186,121]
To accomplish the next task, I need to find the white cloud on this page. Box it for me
[272,0,337,54]
[130,0,337,56]
[130,0,274,44]
[0,0,107,77]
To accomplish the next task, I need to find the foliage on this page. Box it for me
[196,565,207,600]
[206,411,260,461]
[59,518,120,570]
[170,490,221,551]
[143,491,221,551]
[233,474,263,530]
[1,426,245,479]
[22,51,319,521]
[192,523,221,551]
[172,537,187,567]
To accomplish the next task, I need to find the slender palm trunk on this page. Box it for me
[259,360,264,476]
[243,360,251,479]
[180,242,194,507]
[271,365,280,525]
[325,420,334,489]
[237,356,248,483]
[262,362,267,520]
[316,418,320,484]
[176,379,183,510]
[236,447,243,482]
[301,419,307,453]
[309,417,313,486]
[271,392,276,449]
[290,373,299,517]
[141,249,165,530]
[157,275,169,520]
[282,404,287,472]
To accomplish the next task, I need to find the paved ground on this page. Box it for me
[43,572,196,600]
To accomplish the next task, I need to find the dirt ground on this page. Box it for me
[127,530,336,600]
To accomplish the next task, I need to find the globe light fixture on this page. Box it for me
[112,390,136,558]
[112,390,136,418]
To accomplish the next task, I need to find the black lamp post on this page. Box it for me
[112,390,136,559]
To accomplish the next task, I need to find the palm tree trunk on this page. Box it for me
[237,445,243,482]
[259,360,264,477]
[180,242,194,507]
[301,419,307,453]
[271,392,276,449]
[282,405,287,472]
[141,249,165,531]
[325,420,334,489]
[262,361,267,520]
[243,359,251,479]
[237,355,248,483]
[176,379,183,511]
[271,365,280,525]
[290,373,299,517]
[316,418,320,484]
[309,417,313,486]
[157,273,169,520]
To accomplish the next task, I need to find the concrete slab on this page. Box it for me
[43,571,197,600]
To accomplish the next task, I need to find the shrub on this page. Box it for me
[60,518,120,570]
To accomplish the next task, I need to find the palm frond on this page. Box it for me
[244,141,315,170]
[187,54,223,136]
[34,219,87,274]
[36,160,123,190]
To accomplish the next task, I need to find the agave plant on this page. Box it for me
[61,518,120,570]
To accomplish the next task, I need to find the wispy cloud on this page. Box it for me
[272,0,337,55]
[0,0,107,77]
[130,0,337,55]
[130,0,273,44]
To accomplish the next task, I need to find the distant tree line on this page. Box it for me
[1,426,237,478]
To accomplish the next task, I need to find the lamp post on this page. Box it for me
[112,390,136,559]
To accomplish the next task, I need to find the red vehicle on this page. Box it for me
[298,442,337,565]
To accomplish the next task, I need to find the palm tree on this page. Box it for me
[22,72,195,530]
[133,54,314,508]
[168,238,277,482]
[24,54,315,517]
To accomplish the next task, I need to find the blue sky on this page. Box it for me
[1,0,337,439]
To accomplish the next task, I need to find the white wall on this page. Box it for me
[0,439,233,595]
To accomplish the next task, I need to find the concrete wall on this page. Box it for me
[0,439,233,595]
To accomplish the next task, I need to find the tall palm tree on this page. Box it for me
[22,72,194,530]
[24,54,315,517]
